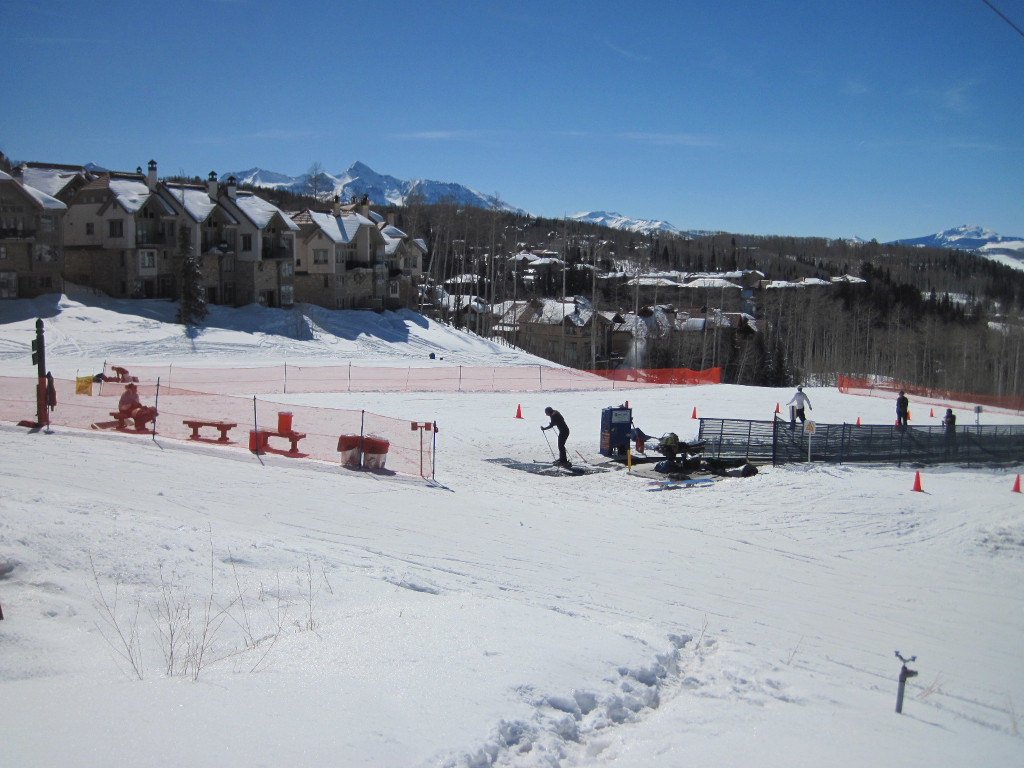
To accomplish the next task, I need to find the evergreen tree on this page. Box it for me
[176,227,208,326]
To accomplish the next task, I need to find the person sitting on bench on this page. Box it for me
[118,382,157,430]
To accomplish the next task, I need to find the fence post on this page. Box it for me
[152,377,160,440]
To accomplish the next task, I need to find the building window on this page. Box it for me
[140,251,156,269]
[40,216,54,233]
[0,246,6,259]
[313,249,328,265]
[323,275,330,288]
[85,222,94,236]
[223,256,234,273]
[280,261,293,278]
[241,234,252,252]
[280,284,294,306]
[108,220,124,238]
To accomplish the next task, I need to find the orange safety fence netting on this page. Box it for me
[89,363,720,395]
[837,375,1024,415]
[0,376,437,479]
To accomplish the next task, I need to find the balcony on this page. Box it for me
[202,239,236,255]
[136,230,167,246]
[0,226,36,239]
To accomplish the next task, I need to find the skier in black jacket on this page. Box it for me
[542,407,571,467]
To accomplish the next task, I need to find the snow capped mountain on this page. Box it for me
[891,224,1024,271]
[222,161,527,214]
[228,167,302,188]
[893,224,1024,253]
[567,210,682,236]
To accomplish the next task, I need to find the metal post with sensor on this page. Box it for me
[894,651,918,713]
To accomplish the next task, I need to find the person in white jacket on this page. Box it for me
[787,386,812,424]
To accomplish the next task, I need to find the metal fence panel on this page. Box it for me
[698,418,1024,466]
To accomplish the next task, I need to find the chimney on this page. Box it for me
[387,211,396,227]
[226,175,237,200]
[146,159,157,191]
[332,195,341,217]
[207,171,218,198]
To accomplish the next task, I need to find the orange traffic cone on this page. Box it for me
[912,471,923,492]
[514,404,523,419]
[691,407,698,419]
[1013,474,1021,493]
[930,408,934,418]
[856,417,861,426]
[775,402,780,414]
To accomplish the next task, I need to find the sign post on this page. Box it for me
[804,420,816,462]
[411,421,436,478]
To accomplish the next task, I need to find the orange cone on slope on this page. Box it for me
[1013,474,1021,493]
[912,471,923,492]
[691,407,698,419]
[515,404,523,419]
[775,402,780,414]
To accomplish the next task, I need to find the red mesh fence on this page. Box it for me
[0,376,437,479]
[98,363,719,394]
[837,375,1024,415]
[0,363,719,478]
[585,367,721,386]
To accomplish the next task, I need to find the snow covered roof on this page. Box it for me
[163,184,222,223]
[229,192,299,231]
[680,278,742,289]
[830,274,867,284]
[629,276,682,287]
[444,273,487,286]
[17,165,85,198]
[107,178,152,214]
[300,210,375,244]
[0,170,66,210]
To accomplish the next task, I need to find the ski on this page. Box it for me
[647,477,715,491]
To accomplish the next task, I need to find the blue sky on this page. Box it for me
[3,0,1022,242]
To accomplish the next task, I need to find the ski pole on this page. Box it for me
[541,426,556,459]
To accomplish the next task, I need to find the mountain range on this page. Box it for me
[223,162,1024,257]
[225,161,526,216]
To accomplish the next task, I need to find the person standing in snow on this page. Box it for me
[542,406,571,467]
[787,386,812,424]
[895,391,909,429]
[941,408,957,456]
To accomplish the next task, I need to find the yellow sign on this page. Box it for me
[75,376,93,395]
[804,420,816,435]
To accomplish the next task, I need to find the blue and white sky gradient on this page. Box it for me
[3,0,1022,242]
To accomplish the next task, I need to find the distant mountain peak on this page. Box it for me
[568,211,681,235]
[893,225,1022,252]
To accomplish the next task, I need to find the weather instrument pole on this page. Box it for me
[894,651,918,714]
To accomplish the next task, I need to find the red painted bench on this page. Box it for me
[108,410,155,431]
[250,429,306,456]
[183,419,236,442]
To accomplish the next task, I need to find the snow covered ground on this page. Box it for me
[1,290,1023,767]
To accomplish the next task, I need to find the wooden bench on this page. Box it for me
[183,419,237,442]
[250,429,307,456]
[108,411,155,432]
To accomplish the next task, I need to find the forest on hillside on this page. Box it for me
[259,187,1024,398]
